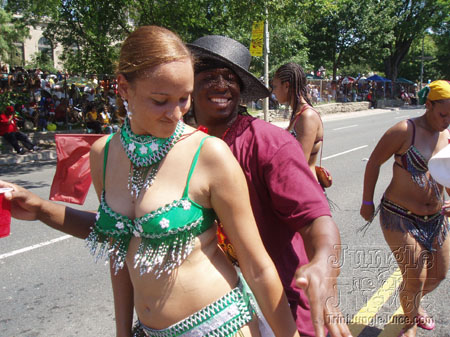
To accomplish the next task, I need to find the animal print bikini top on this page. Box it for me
[86,135,217,277]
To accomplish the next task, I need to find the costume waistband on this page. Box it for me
[139,279,254,337]
[380,197,449,252]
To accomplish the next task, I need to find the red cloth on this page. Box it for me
[50,134,104,205]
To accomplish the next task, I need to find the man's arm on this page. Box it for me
[264,139,351,337]
[297,216,351,337]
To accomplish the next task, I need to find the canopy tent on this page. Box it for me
[366,74,391,82]
[366,75,391,100]
[396,77,415,85]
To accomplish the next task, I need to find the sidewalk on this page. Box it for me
[0,129,85,166]
[0,149,57,165]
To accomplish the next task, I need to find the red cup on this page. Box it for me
[0,187,13,238]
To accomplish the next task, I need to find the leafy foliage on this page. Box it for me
[2,0,449,81]
[26,51,57,73]
[0,7,29,66]
[379,0,450,80]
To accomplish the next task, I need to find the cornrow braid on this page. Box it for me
[275,62,312,120]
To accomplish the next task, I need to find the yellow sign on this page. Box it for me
[250,21,264,57]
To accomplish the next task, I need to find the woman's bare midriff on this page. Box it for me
[384,163,443,215]
[126,225,239,329]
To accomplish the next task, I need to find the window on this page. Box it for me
[38,37,53,60]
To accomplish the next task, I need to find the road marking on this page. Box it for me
[377,306,404,337]
[0,235,72,260]
[349,268,402,336]
[394,115,410,119]
[333,124,358,131]
[322,145,368,160]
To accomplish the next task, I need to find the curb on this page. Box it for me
[0,149,57,166]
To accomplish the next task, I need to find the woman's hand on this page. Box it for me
[360,203,375,221]
[0,180,43,221]
[441,200,450,217]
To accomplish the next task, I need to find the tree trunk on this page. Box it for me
[384,39,413,81]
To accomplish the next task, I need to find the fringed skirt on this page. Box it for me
[379,197,449,252]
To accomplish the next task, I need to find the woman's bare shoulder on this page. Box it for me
[385,119,411,138]
[90,134,114,157]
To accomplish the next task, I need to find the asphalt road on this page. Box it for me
[1,107,449,337]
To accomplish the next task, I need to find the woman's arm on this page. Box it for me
[203,138,299,337]
[360,122,408,220]
[110,264,134,337]
[0,180,94,239]
[90,136,135,337]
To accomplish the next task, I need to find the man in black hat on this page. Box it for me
[188,35,351,337]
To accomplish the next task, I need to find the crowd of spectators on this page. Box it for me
[305,77,418,106]
[0,66,121,134]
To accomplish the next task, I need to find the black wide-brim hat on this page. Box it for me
[187,35,270,101]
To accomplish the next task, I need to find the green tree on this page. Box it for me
[303,0,395,80]
[432,17,450,79]
[380,0,450,81]
[7,0,129,75]
[397,33,438,83]
[0,7,29,66]
[26,50,57,73]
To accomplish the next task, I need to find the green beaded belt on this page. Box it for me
[139,279,254,337]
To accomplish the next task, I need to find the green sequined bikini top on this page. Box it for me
[86,134,217,277]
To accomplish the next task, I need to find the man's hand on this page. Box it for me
[296,257,352,337]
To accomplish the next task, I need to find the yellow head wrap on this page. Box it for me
[418,80,450,104]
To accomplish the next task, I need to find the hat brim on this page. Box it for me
[187,44,270,101]
[429,144,450,187]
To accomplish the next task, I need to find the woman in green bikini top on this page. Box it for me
[86,26,299,337]
[0,26,298,337]
[90,131,217,277]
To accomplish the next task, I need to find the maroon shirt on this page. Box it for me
[223,115,331,337]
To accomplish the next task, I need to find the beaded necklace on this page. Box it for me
[120,117,185,197]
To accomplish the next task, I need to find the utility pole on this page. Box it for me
[417,35,433,90]
[263,9,269,122]
[420,36,424,91]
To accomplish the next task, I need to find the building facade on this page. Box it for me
[10,20,64,70]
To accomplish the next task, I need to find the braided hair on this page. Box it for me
[274,62,312,120]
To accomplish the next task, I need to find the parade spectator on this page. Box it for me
[68,84,81,106]
[86,87,95,102]
[360,80,450,337]
[188,36,349,337]
[55,98,69,124]
[1,65,9,91]
[98,104,113,133]
[21,102,37,128]
[40,74,48,90]
[272,62,324,182]
[311,85,319,104]
[107,89,117,113]
[0,25,299,337]
[0,105,39,154]
[85,104,102,133]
